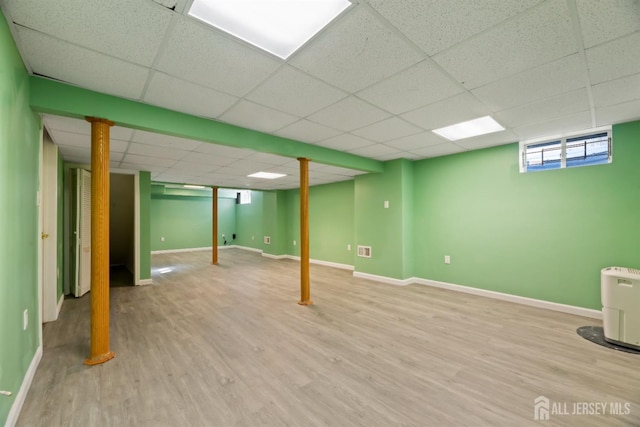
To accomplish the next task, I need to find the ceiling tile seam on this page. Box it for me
[2,8,34,74]
[491,86,591,117]
[510,107,592,130]
[281,1,358,64]
[10,22,154,70]
[423,0,553,58]
[140,13,181,101]
[566,0,596,128]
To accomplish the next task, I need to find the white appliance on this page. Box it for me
[601,266,640,350]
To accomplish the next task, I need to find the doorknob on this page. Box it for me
[0,390,12,396]
[41,232,49,239]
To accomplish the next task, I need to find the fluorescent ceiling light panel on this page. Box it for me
[183,184,206,189]
[432,116,505,141]
[188,0,351,59]
[248,172,287,179]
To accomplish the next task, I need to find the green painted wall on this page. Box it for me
[354,159,414,279]
[285,180,355,265]
[235,191,263,250]
[413,120,640,310]
[262,191,287,256]
[0,10,41,424]
[150,188,236,251]
[139,171,151,280]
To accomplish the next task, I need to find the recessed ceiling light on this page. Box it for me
[183,184,206,189]
[248,172,287,179]
[188,0,351,59]
[432,116,505,141]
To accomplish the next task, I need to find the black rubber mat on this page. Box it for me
[577,326,640,354]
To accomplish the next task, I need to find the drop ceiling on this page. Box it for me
[2,0,639,190]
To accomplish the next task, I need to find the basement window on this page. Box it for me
[519,128,611,173]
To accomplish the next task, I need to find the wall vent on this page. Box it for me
[264,236,271,244]
[357,245,371,258]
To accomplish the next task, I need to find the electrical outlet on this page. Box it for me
[161,237,165,242]
[23,309,28,330]
[444,255,451,264]
[347,244,351,251]
[384,200,389,209]
[293,240,297,246]
[252,235,254,240]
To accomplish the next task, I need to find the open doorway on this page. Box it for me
[110,173,135,287]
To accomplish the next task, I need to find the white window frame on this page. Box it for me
[519,126,612,173]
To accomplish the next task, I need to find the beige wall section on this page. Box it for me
[42,130,60,322]
[109,174,134,272]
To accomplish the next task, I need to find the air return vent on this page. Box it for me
[357,245,371,258]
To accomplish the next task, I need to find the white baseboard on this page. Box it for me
[56,294,64,317]
[262,253,287,260]
[5,345,42,427]
[138,278,153,286]
[414,278,602,320]
[233,245,262,253]
[151,246,212,254]
[284,255,354,271]
[353,271,413,286]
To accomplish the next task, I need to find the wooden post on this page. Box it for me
[85,117,115,366]
[212,186,219,265]
[298,158,312,305]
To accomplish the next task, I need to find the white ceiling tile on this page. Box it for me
[290,6,422,92]
[110,139,132,153]
[244,152,290,165]
[110,152,125,162]
[131,130,202,150]
[373,152,409,162]
[222,160,280,174]
[246,66,347,117]
[495,88,590,128]
[58,146,91,159]
[16,27,148,100]
[120,163,169,173]
[356,60,464,114]
[595,100,640,128]
[347,144,403,159]
[401,92,490,130]
[471,54,585,112]
[367,0,543,56]
[48,130,90,149]
[8,0,172,66]
[352,117,422,142]
[126,143,190,161]
[513,111,592,140]
[218,100,299,133]
[315,134,375,151]
[576,0,640,49]
[143,72,239,119]
[454,130,519,150]
[385,131,446,151]
[156,16,281,97]
[193,143,249,158]
[307,97,390,132]
[151,0,189,14]
[181,152,239,166]
[43,115,89,134]
[409,143,466,159]
[169,161,219,173]
[123,154,176,167]
[111,127,135,141]
[586,32,640,85]
[433,0,576,89]
[313,165,365,176]
[274,120,342,144]
[592,73,640,109]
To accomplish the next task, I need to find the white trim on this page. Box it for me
[138,278,153,286]
[262,253,287,260]
[42,137,59,323]
[232,245,262,253]
[5,346,42,427]
[56,294,64,317]
[414,278,602,320]
[352,271,413,286]
[284,255,354,271]
[151,246,212,254]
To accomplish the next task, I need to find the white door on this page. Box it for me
[74,169,91,297]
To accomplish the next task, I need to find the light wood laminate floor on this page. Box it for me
[18,249,640,426]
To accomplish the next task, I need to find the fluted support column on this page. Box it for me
[298,158,312,305]
[212,186,219,265]
[85,117,115,366]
